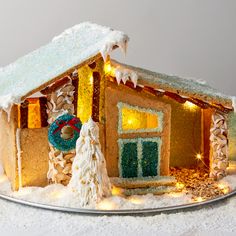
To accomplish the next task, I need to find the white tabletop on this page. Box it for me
[0,196,235,236]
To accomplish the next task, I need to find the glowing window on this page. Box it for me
[18,97,48,129]
[77,65,94,123]
[77,57,104,124]
[118,103,163,133]
[27,98,41,129]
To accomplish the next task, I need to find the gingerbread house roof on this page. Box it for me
[0,22,128,111]
[111,60,234,110]
[0,22,234,112]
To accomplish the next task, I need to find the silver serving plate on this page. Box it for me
[0,189,235,215]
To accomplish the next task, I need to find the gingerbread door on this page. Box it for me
[105,83,171,178]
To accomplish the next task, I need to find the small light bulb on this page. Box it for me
[196,153,202,160]
[128,196,143,205]
[97,199,117,210]
[176,182,185,189]
[104,61,115,76]
[127,119,133,125]
[104,63,112,74]
[217,183,225,189]
[193,197,204,202]
[112,186,123,196]
[217,183,230,194]
[184,101,197,110]
[89,76,93,84]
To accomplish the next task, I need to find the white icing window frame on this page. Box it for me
[117,102,163,134]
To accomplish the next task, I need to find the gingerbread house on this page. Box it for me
[0,22,235,191]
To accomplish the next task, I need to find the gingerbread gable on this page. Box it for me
[0,22,128,111]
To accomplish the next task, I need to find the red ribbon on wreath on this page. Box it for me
[53,117,81,134]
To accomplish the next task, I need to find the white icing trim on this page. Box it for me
[155,88,165,93]
[0,156,3,175]
[115,67,138,87]
[0,94,20,120]
[16,128,22,188]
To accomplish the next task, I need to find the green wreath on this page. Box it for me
[48,114,82,151]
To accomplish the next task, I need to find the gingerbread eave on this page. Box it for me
[0,22,129,111]
[111,60,234,112]
[7,56,234,114]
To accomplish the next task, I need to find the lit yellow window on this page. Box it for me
[77,66,94,123]
[27,98,41,128]
[77,57,105,123]
[119,103,162,133]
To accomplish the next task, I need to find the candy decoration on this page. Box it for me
[48,114,82,151]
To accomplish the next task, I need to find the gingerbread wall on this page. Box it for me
[105,82,171,177]
[20,128,49,187]
[157,96,202,168]
[103,81,203,170]
[0,106,19,190]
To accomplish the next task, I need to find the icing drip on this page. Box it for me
[115,67,138,87]
[0,159,3,175]
[16,128,22,188]
[5,104,13,122]
[47,78,76,185]
[69,118,111,206]
[0,94,19,121]
[100,31,129,61]
[209,111,229,180]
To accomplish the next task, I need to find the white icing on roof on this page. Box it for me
[0,22,129,111]
[111,60,233,109]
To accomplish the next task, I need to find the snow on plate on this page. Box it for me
[0,173,236,211]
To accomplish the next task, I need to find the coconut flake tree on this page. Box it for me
[68,118,111,206]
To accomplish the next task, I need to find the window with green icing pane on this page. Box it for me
[119,138,160,178]
[141,141,159,177]
[120,142,138,178]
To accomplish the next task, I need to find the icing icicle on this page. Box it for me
[0,94,19,122]
[68,118,111,206]
[16,128,22,188]
[115,67,138,87]
[0,159,3,175]
[100,31,129,61]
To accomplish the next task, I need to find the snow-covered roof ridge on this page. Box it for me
[0,22,129,112]
[111,60,233,109]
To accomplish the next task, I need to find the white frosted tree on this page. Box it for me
[68,118,111,206]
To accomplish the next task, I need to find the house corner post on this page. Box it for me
[209,110,229,180]
[46,76,76,185]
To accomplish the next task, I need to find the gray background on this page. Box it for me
[0,0,235,95]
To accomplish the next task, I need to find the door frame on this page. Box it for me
[105,82,171,177]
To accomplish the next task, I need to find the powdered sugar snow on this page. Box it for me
[0,171,236,235]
